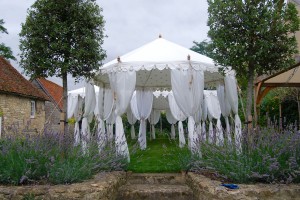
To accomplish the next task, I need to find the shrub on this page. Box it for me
[0,128,127,185]
[191,126,300,183]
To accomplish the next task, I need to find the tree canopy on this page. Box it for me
[207,0,300,121]
[0,19,16,60]
[19,0,106,80]
[19,0,106,132]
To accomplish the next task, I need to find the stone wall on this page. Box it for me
[186,172,300,200]
[0,171,127,200]
[0,93,45,134]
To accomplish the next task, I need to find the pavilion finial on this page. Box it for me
[117,56,121,63]
[159,34,162,38]
[187,54,191,60]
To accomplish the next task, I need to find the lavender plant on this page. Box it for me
[0,126,127,185]
[192,125,300,183]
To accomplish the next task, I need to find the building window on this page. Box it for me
[30,101,36,118]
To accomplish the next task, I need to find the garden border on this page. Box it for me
[186,172,300,200]
[0,171,127,200]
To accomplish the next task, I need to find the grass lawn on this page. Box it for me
[127,130,191,173]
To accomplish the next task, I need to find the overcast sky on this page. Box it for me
[0,0,210,90]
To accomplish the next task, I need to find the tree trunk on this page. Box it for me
[297,89,300,130]
[246,67,254,125]
[62,72,68,135]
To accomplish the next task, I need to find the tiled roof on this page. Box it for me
[0,57,49,101]
[36,78,63,111]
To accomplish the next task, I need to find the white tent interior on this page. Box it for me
[69,36,241,161]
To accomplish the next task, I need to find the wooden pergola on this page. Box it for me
[254,61,300,123]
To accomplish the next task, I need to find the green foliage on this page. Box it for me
[207,0,300,118]
[19,0,106,80]
[0,19,16,60]
[207,0,299,76]
[190,40,214,58]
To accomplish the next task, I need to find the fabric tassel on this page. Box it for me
[178,121,185,148]
[81,117,89,152]
[138,119,147,150]
[209,121,213,144]
[225,117,231,144]
[202,121,206,141]
[115,116,130,162]
[74,121,80,145]
[188,116,197,153]
[235,114,242,153]
[97,119,106,152]
[131,125,135,139]
[171,124,176,139]
[151,124,156,139]
[196,123,201,140]
[216,119,224,146]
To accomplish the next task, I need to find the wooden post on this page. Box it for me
[0,116,2,138]
[279,103,282,130]
[247,114,253,145]
[60,112,65,134]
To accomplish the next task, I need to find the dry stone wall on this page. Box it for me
[0,171,127,200]
[0,93,45,134]
[186,172,300,200]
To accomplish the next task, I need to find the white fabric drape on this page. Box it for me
[205,90,223,146]
[73,96,83,145]
[109,71,136,162]
[148,110,160,140]
[68,94,78,119]
[81,82,96,151]
[171,68,204,153]
[225,74,242,151]
[166,109,178,139]
[193,108,202,144]
[217,84,232,144]
[68,94,82,145]
[106,110,116,142]
[201,99,207,141]
[127,107,137,139]
[131,90,153,150]
[95,87,115,151]
[168,92,187,148]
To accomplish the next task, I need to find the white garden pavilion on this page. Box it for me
[69,36,241,161]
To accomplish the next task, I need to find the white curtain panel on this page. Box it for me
[67,94,78,119]
[224,74,242,151]
[81,82,96,151]
[168,92,187,148]
[201,98,207,141]
[148,110,160,140]
[193,108,202,144]
[95,87,115,152]
[71,96,83,145]
[109,71,136,162]
[131,89,153,150]
[217,84,232,144]
[127,107,137,139]
[166,109,178,139]
[106,110,116,142]
[205,91,224,146]
[171,68,204,153]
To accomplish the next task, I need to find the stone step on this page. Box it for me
[127,173,185,185]
[117,183,195,200]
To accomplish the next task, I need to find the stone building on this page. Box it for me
[32,78,63,133]
[0,57,49,136]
